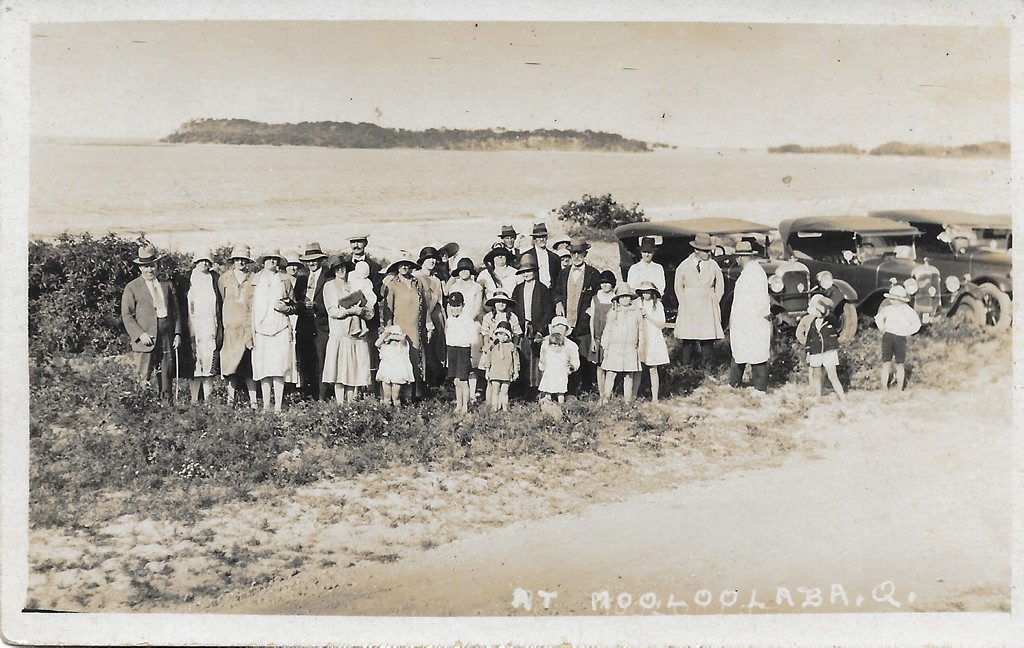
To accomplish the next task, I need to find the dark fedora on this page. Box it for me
[531,222,549,238]
[499,225,518,239]
[299,241,329,262]
[133,244,163,266]
[639,237,658,253]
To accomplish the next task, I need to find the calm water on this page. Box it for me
[30,140,1010,258]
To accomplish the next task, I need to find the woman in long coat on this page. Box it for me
[186,248,222,404]
[381,252,429,399]
[728,243,772,392]
[219,246,258,407]
[251,249,295,412]
[414,247,447,388]
[323,258,373,404]
[673,233,724,367]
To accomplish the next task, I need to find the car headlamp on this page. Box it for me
[944,275,961,293]
[769,275,784,293]
[903,278,919,295]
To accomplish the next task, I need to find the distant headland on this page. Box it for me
[162,118,669,152]
[768,140,1009,158]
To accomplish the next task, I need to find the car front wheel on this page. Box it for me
[979,284,1012,330]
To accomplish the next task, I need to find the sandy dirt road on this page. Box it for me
[226,367,1011,616]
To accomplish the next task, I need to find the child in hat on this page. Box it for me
[587,270,617,395]
[635,281,669,403]
[800,294,847,402]
[538,316,580,404]
[600,282,644,403]
[376,324,415,407]
[873,285,921,391]
[480,320,520,411]
[445,291,479,414]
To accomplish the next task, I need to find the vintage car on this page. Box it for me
[614,217,811,329]
[778,215,973,336]
[870,209,1012,329]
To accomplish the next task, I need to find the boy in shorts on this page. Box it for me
[873,285,922,391]
[445,291,478,414]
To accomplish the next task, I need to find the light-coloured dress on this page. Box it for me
[376,337,415,384]
[601,304,645,372]
[218,269,254,377]
[729,261,772,365]
[538,337,580,395]
[251,270,294,381]
[639,299,670,366]
[322,278,372,387]
[673,253,725,340]
[626,260,666,296]
[187,268,219,377]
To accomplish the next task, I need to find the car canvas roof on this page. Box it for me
[778,215,920,242]
[615,217,773,240]
[870,209,1011,229]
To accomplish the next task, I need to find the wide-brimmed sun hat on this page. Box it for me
[485,290,516,309]
[227,245,253,263]
[635,280,661,298]
[639,237,658,253]
[499,225,518,239]
[883,285,911,303]
[257,248,287,266]
[385,251,421,274]
[598,269,617,286]
[454,257,477,275]
[329,255,355,273]
[691,233,715,252]
[439,241,460,259]
[733,241,757,256]
[134,244,163,266]
[568,237,591,253]
[551,236,571,251]
[516,254,539,274]
[283,253,302,267]
[418,246,440,263]
[613,282,637,300]
[483,245,514,266]
[299,242,329,262]
[192,248,213,265]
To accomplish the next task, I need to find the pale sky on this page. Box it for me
[30,21,1010,148]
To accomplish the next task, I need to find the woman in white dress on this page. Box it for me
[635,281,669,403]
[322,258,374,405]
[186,248,222,404]
[251,249,295,412]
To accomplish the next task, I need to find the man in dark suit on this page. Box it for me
[520,222,561,289]
[511,254,554,399]
[552,237,601,395]
[121,243,183,400]
[293,241,331,400]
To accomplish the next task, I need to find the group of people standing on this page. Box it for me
[123,220,917,412]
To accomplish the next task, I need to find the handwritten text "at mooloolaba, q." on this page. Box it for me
[511,581,917,614]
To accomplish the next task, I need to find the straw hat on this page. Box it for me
[613,282,637,300]
[385,251,421,274]
[227,245,253,263]
[635,280,661,299]
[257,249,288,266]
[348,234,369,243]
[883,285,911,303]
[551,236,571,251]
[192,248,213,265]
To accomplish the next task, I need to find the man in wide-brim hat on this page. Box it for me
[523,221,560,288]
[728,240,771,393]
[552,236,601,396]
[121,243,183,401]
[511,253,554,398]
[673,231,725,367]
[293,241,332,400]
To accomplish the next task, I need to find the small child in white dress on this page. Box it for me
[375,324,415,407]
[538,316,580,404]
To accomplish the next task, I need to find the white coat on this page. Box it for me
[673,253,725,340]
[729,260,771,364]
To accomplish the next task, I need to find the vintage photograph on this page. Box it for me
[4,5,1019,644]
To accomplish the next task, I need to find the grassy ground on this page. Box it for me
[26,314,1007,611]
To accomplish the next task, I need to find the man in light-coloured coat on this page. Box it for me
[728,241,771,392]
[673,232,724,367]
[121,244,182,400]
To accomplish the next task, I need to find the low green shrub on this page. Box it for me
[552,193,647,238]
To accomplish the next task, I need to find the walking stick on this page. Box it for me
[173,344,180,404]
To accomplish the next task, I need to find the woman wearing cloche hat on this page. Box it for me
[186,247,223,404]
[251,248,297,412]
[218,244,258,407]
[599,282,644,403]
